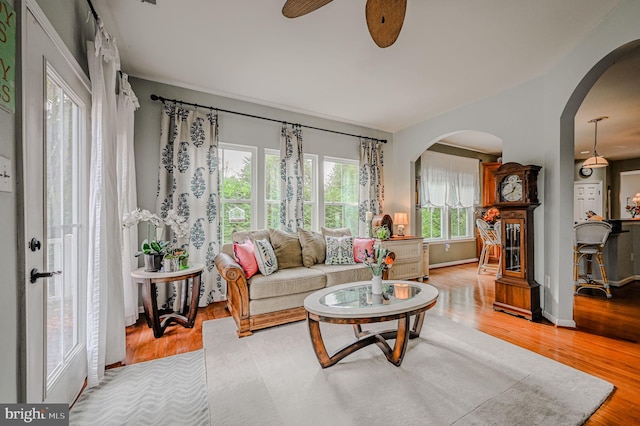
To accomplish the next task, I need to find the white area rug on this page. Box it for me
[70,350,210,426]
[203,315,613,426]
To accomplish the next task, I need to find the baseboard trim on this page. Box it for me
[543,310,576,328]
[609,275,640,287]
[429,258,478,269]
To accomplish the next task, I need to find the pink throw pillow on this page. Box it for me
[233,239,259,279]
[353,238,375,263]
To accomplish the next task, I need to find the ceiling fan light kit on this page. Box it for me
[582,116,609,169]
[282,0,407,48]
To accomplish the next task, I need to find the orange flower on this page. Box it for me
[385,256,394,265]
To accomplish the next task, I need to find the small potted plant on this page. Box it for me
[374,225,391,240]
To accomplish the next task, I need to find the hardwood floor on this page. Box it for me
[123,263,640,424]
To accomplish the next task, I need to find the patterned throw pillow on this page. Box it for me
[353,238,375,263]
[253,238,278,276]
[233,239,258,279]
[325,236,356,265]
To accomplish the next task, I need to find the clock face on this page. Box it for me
[579,167,593,178]
[501,174,523,202]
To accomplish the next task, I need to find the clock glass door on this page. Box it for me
[503,221,523,277]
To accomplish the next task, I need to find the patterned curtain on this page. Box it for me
[156,104,224,308]
[358,138,384,236]
[280,123,304,232]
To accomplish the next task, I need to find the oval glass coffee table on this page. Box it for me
[304,280,439,368]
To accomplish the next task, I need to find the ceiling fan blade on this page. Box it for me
[365,0,407,48]
[282,0,334,18]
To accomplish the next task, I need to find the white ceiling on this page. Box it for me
[94,0,638,158]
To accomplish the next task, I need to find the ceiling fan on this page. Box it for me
[282,0,407,48]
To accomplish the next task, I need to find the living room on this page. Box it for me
[2,0,640,424]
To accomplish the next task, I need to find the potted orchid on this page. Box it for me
[122,208,190,272]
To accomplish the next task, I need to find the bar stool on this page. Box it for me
[573,221,612,298]
[477,219,501,277]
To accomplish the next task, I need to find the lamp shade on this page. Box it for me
[393,212,408,225]
[582,156,609,168]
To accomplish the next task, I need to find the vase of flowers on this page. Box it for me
[122,208,190,272]
[482,207,500,225]
[363,246,395,295]
[626,193,640,218]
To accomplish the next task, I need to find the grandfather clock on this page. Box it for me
[492,162,542,321]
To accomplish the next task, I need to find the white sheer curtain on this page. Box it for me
[358,138,384,236]
[420,151,479,208]
[280,124,304,232]
[86,19,126,387]
[117,72,140,327]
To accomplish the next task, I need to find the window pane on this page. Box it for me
[221,149,252,200]
[221,202,251,244]
[266,202,280,230]
[450,207,468,238]
[303,158,313,202]
[324,159,358,234]
[324,161,341,203]
[324,205,343,228]
[265,154,280,201]
[303,204,312,229]
[421,207,442,239]
[46,75,81,382]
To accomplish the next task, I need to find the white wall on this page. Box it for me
[390,0,640,325]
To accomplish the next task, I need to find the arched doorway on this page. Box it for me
[562,39,640,341]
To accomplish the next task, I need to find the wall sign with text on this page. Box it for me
[0,0,15,113]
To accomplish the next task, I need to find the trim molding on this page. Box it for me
[543,310,576,328]
[26,0,91,92]
[609,275,640,287]
[429,258,478,269]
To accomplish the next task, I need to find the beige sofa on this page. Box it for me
[215,228,384,337]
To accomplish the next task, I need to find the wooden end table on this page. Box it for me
[304,280,438,368]
[131,264,204,338]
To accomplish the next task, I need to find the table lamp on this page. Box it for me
[394,212,408,236]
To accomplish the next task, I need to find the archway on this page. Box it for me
[561,39,640,335]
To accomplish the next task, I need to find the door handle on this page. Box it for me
[30,268,62,283]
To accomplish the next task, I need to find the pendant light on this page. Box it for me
[582,116,609,168]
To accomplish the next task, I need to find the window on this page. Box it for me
[324,158,359,234]
[220,144,256,244]
[265,150,317,230]
[420,151,478,241]
[421,207,442,239]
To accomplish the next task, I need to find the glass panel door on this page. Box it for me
[44,66,85,393]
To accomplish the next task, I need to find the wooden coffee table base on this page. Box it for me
[306,306,431,368]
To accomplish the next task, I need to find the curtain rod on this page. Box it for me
[149,94,387,144]
[86,0,99,21]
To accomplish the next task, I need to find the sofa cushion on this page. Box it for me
[232,228,272,244]
[254,238,278,276]
[248,267,326,300]
[353,237,375,263]
[309,263,371,287]
[298,228,326,267]
[233,239,258,279]
[325,235,355,265]
[269,229,304,269]
[321,226,352,238]
[249,290,318,316]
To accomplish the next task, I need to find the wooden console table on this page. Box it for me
[131,264,204,338]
